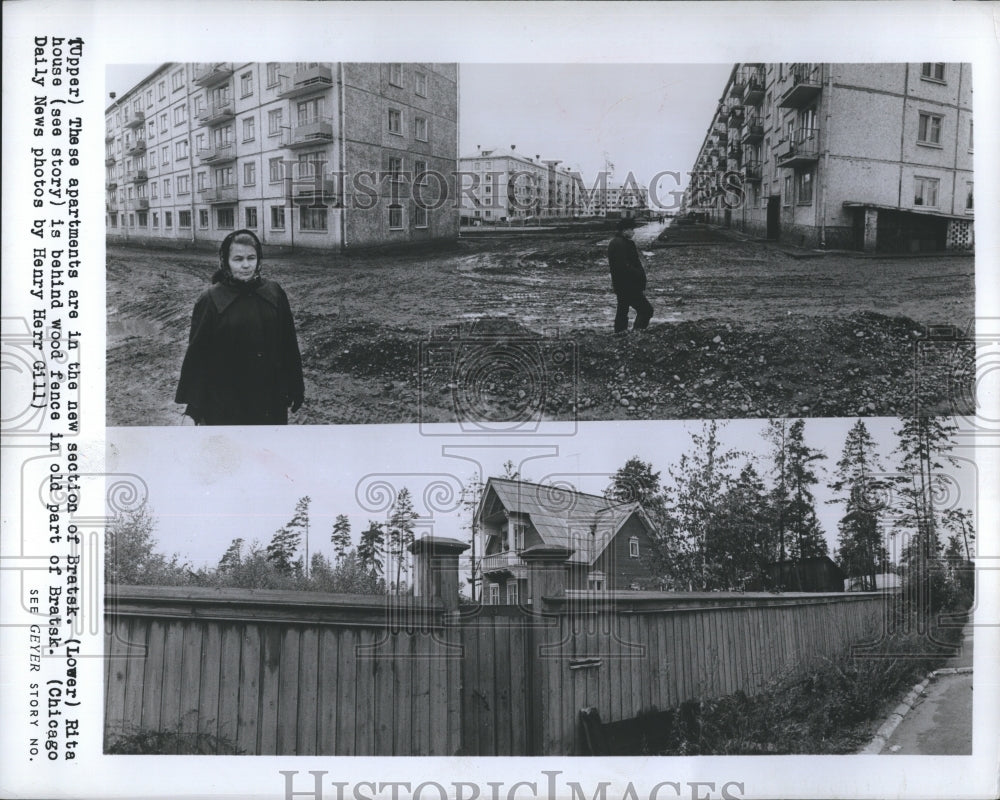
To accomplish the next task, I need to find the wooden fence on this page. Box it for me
[104,585,889,756]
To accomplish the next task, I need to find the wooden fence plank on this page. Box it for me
[178,623,203,737]
[233,625,259,755]
[257,625,281,755]
[373,630,395,756]
[104,615,131,738]
[317,627,339,755]
[197,621,222,746]
[393,631,413,756]
[159,622,184,744]
[297,627,319,756]
[122,617,146,742]
[493,621,512,756]
[338,628,361,755]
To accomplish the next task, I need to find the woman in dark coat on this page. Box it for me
[175,229,305,425]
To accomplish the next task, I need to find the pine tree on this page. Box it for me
[265,524,301,575]
[829,420,887,590]
[357,520,385,580]
[766,419,827,568]
[218,538,245,574]
[386,488,418,593]
[331,514,352,563]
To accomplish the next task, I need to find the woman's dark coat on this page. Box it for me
[175,277,304,425]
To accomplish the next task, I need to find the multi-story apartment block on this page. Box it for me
[459,147,585,223]
[581,181,650,217]
[105,62,458,250]
[685,63,974,252]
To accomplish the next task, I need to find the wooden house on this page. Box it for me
[765,555,846,593]
[474,477,661,604]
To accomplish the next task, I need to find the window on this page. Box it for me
[414,159,428,186]
[414,116,428,141]
[266,62,280,88]
[163,178,171,198]
[389,63,403,86]
[158,80,166,100]
[138,211,148,228]
[243,116,255,142]
[413,205,428,229]
[147,120,155,140]
[918,112,942,145]
[151,212,159,228]
[199,209,209,228]
[174,104,187,125]
[164,211,173,228]
[796,170,813,204]
[175,139,189,160]
[161,144,169,166]
[215,166,234,187]
[178,210,191,228]
[913,176,939,207]
[783,174,792,206]
[177,174,190,195]
[197,171,207,190]
[150,182,158,199]
[921,63,946,82]
[506,582,518,606]
[159,113,168,133]
[969,119,974,151]
[587,575,605,591]
[246,207,258,228]
[270,205,285,230]
[415,71,427,97]
[268,108,284,138]
[244,162,256,186]
[388,108,402,135]
[387,156,403,186]
[172,69,184,91]
[241,71,253,97]
[629,537,639,558]
[300,206,327,231]
[217,207,235,229]
[488,584,500,605]
[966,182,974,212]
[269,157,284,183]
[388,203,403,229]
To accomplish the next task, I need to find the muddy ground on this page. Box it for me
[107,221,974,426]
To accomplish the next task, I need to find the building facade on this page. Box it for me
[459,147,585,223]
[105,62,459,250]
[685,63,974,252]
[475,477,662,605]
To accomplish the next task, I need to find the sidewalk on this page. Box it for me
[879,622,973,755]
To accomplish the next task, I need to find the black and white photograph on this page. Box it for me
[2,2,999,800]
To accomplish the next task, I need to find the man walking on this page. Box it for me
[608,217,653,334]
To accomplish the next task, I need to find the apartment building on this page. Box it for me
[580,180,650,218]
[105,62,459,250]
[459,147,585,223]
[684,63,974,252]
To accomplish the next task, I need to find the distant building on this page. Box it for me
[765,556,846,593]
[685,63,974,252]
[475,477,661,605]
[581,181,650,218]
[105,62,459,250]
[459,147,585,223]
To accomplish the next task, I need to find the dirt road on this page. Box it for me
[106,221,974,426]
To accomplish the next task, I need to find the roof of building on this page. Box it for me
[478,477,653,565]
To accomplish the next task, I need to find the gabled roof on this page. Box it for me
[477,477,653,566]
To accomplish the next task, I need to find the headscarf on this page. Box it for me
[215,229,264,288]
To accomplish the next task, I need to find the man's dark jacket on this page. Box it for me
[175,278,304,425]
[608,233,647,295]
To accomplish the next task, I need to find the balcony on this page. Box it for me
[292,177,339,205]
[126,138,147,155]
[480,550,528,576]
[277,64,334,99]
[105,130,115,143]
[716,128,729,144]
[198,143,236,164]
[778,63,823,108]
[105,154,116,166]
[135,198,150,210]
[198,184,238,205]
[124,110,145,129]
[728,73,745,98]
[728,147,742,164]
[741,118,764,144]
[283,116,335,148]
[744,161,763,182]
[198,99,235,126]
[743,68,766,105]
[776,128,820,168]
[726,107,745,129]
[106,180,118,191]
[193,62,233,87]
[106,198,118,211]
[127,169,148,183]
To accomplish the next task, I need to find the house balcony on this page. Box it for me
[716,129,729,144]
[742,69,766,105]
[480,550,529,577]
[778,63,823,108]
[728,147,742,165]
[726,107,745,129]
[728,74,745,98]
[744,161,763,182]
[198,143,236,165]
[105,154,116,166]
[105,130,115,143]
[277,65,334,99]
[198,100,236,126]
[124,110,145,129]
[292,177,339,205]
[106,198,118,212]
[741,119,764,144]
[135,198,150,210]
[283,116,335,148]
[193,62,234,87]
[776,128,820,167]
[106,179,118,191]
[198,184,238,204]
[126,138,147,156]
[127,169,148,183]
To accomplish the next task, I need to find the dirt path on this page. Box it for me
[106,226,974,426]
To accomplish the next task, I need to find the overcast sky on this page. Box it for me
[106,63,731,195]
[106,418,975,572]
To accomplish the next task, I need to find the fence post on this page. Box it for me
[408,536,469,612]
[520,545,573,755]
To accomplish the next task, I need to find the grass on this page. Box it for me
[104,726,242,755]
